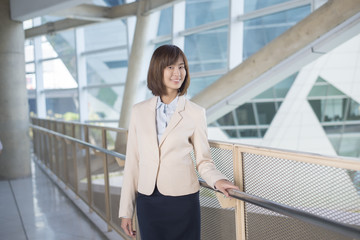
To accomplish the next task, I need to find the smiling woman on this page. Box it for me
[118,45,238,240]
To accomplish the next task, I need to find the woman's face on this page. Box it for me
[163,57,186,95]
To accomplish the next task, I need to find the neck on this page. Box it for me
[161,92,178,104]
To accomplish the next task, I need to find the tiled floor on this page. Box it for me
[0,160,110,240]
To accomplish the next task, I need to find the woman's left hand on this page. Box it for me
[214,179,239,197]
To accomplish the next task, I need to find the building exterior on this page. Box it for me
[24,0,360,159]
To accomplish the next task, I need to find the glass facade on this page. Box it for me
[308,78,360,158]
[213,73,296,138]
[185,0,229,29]
[243,5,310,59]
[184,26,228,73]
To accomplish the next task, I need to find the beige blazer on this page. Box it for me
[118,95,227,218]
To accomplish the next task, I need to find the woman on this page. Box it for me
[119,45,238,240]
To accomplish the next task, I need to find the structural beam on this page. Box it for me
[25,19,98,38]
[115,0,156,153]
[24,0,181,39]
[51,4,111,21]
[191,0,360,123]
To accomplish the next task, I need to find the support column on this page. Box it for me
[0,0,31,179]
[115,0,154,153]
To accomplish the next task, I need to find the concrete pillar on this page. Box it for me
[0,0,31,179]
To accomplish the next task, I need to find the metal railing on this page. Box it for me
[30,117,360,240]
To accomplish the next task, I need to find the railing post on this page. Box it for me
[233,145,246,240]
[48,121,54,172]
[44,121,50,167]
[85,126,93,211]
[39,119,45,164]
[54,122,60,179]
[62,122,68,187]
[102,129,112,232]
[72,123,79,196]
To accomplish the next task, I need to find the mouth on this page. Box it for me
[171,79,182,83]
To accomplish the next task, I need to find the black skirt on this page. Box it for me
[136,186,200,240]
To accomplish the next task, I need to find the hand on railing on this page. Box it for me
[214,179,239,197]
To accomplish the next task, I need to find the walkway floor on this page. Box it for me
[0,159,109,240]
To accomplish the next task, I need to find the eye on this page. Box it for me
[168,66,174,69]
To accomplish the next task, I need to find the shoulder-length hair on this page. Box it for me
[147,45,190,96]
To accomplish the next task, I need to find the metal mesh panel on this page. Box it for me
[245,203,352,240]
[242,152,360,239]
[192,146,236,240]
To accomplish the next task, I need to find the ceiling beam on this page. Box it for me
[25,18,98,38]
[50,4,111,21]
[24,0,181,39]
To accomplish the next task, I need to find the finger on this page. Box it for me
[122,221,132,237]
[220,188,229,197]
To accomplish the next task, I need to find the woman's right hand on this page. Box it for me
[121,218,136,238]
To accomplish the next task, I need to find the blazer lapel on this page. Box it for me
[158,95,186,147]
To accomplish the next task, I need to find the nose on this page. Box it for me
[173,67,180,76]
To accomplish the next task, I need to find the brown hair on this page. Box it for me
[147,45,190,96]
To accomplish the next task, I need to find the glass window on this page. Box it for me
[240,129,258,137]
[347,99,360,121]
[326,85,345,96]
[308,85,329,97]
[28,99,37,115]
[26,63,35,73]
[235,103,256,125]
[23,19,33,30]
[87,86,124,121]
[256,102,276,124]
[84,19,128,52]
[25,40,34,62]
[254,88,274,99]
[344,124,360,133]
[41,36,58,59]
[323,125,343,135]
[308,100,322,121]
[323,98,347,122]
[224,130,238,138]
[260,128,268,137]
[274,72,297,98]
[244,0,292,13]
[188,75,220,98]
[154,41,172,51]
[243,5,310,59]
[255,73,296,99]
[85,49,128,85]
[157,7,172,36]
[43,59,77,89]
[217,111,235,126]
[338,135,360,158]
[46,97,79,120]
[328,135,341,152]
[185,0,229,29]
[26,73,36,90]
[42,30,76,60]
[185,26,228,73]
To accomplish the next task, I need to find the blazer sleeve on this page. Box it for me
[191,108,228,188]
[118,107,139,218]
